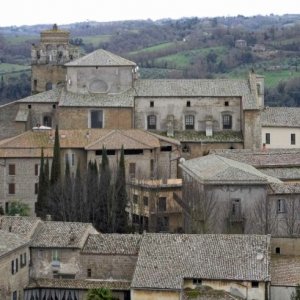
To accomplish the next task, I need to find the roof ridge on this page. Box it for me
[85,130,115,149]
[121,129,156,148]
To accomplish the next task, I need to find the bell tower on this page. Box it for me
[31,24,80,94]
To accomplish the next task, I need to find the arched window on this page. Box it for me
[147,115,156,130]
[222,114,232,129]
[185,115,195,130]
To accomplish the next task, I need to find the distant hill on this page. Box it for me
[0,15,300,106]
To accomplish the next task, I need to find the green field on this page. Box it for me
[129,42,176,55]
[79,35,112,47]
[0,63,31,74]
[260,69,300,87]
[5,35,38,45]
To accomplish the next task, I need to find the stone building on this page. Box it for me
[0,128,180,215]
[129,178,183,233]
[31,24,80,94]
[261,107,300,149]
[0,230,30,300]
[179,154,281,234]
[131,233,271,300]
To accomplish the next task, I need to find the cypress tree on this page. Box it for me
[114,146,128,233]
[87,160,99,227]
[50,125,61,185]
[36,148,47,219]
[63,157,72,221]
[98,147,111,232]
[73,160,86,222]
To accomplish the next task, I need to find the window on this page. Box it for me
[157,216,169,231]
[33,79,37,91]
[8,183,15,195]
[12,291,17,300]
[277,199,285,213]
[11,260,15,274]
[133,195,138,204]
[147,115,156,130]
[275,247,281,254]
[186,101,191,107]
[251,281,259,288]
[65,153,69,165]
[52,249,60,262]
[45,82,52,91]
[231,199,241,216]
[90,110,103,128]
[225,101,229,106]
[9,164,15,176]
[291,133,296,145]
[71,153,75,166]
[193,279,202,285]
[265,133,270,145]
[95,149,115,156]
[158,197,167,212]
[150,159,154,177]
[87,268,92,278]
[143,196,149,206]
[28,104,32,109]
[43,115,52,127]
[34,183,38,195]
[150,101,154,107]
[160,146,172,152]
[52,104,56,109]
[15,258,18,273]
[185,115,194,130]
[20,252,27,268]
[129,163,136,178]
[132,214,140,224]
[124,149,143,155]
[222,114,232,129]
[35,164,39,176]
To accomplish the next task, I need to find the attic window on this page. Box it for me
[52,104,56,109]
[28,104,32,109]
[124,149,143,155]
[193,279,202,285]
[251,281,259,288]
[95,150,116,156]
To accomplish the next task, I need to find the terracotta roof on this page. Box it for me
[134,78,257,110]
[260,168,300,181]
[27,278,130,290]
[17,88,61,103]
[271,255,300,286]
[156,130,243,143]
[65,49,136,67]
[31,221,96,248]
[211,149,300,167]
[82,234,142,255]
[0,230,29,257]
[131,234,271,289]
[0,216,42,239]
[180,154,281,185]
[262,107,300,127]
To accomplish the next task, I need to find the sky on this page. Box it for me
[1,0,300,27]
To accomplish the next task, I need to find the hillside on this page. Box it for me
[0,15,300,106]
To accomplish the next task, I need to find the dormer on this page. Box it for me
[65,49,137,95]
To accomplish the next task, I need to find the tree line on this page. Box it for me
[35,126,129,233]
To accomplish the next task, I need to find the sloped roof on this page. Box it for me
[131,233,271,290]
[262,107,300,127]
[17,88,62,103]
[27,278,131,290]
[211,149,300,167]
[0,216,42,239]
[180,154,281,185]
[134,78,257,110]
[82,234,142,255]
[65,49,136,67]
[269,183,300,195]
[271,255,300,286]
[0,230,29,257]
[260,167,300,181]
[0,129,179,158]
[31,221,96,248]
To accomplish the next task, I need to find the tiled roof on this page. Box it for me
[82,234,142,255]
[184,287,243,300]
[180,154,281,185]
[65,49,136,67]
[131,234,270,289]
[271,255,300,286]
[0,129,179,158]
[134,78,257,110]
[269,183,300,195]
[156,130,243,143]
[262,107,300,127]
[0,216,41,239]
[211,149,300,167]
[259,167,300,181]
[27,278,130,290]
[17,88,61,103]
[31,221,95,248]
[0,230,29,257]
[58,87,135,107]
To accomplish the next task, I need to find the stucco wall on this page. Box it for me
[0,245,30,300]
[131,289,180,300]
[135,97,241,132]
[271,286,295,300]
[66,66,134,94]
[243,110,262,150]
[262,127,300,149]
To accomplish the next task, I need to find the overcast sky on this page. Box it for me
[1,0,299,27]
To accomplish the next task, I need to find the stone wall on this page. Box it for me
[0,245,30,300]
[243,110,262,150]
